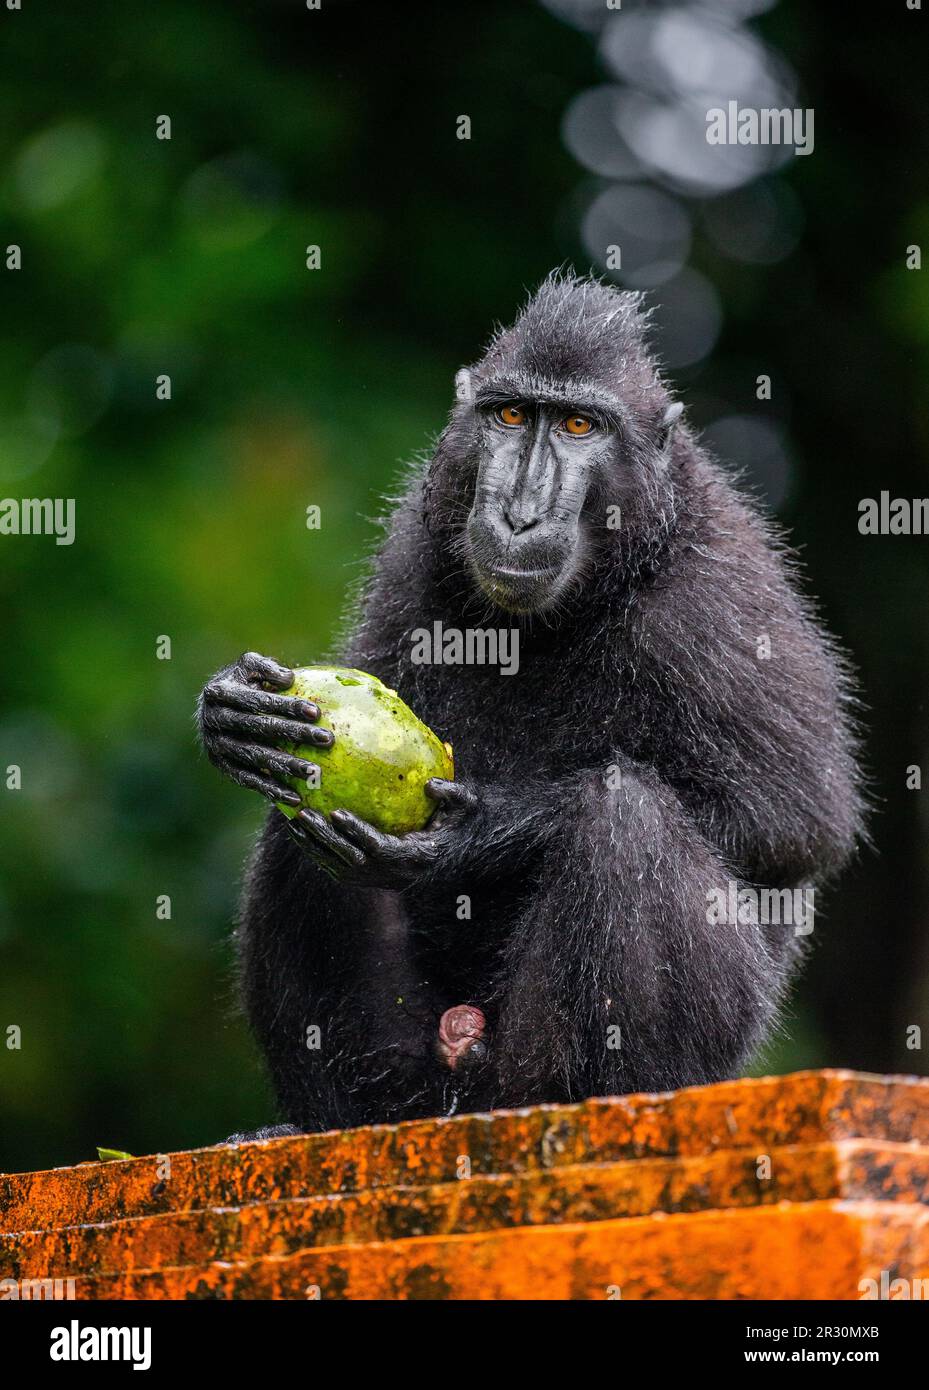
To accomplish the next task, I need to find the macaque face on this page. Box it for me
[465,398,613,613]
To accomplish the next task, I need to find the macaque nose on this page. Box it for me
[502,506,540,535]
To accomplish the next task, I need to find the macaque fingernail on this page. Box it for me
[282,791,302,806]
[300,702,319,720]
[314,729,334,747]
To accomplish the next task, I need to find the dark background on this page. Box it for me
[1,0,927,1173]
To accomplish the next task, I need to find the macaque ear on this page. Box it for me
[454,368,474,405]
[657,401,683,453]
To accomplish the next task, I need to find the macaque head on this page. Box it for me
[448,273,682,615]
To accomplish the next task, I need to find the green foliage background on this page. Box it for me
[1,1,927,1172]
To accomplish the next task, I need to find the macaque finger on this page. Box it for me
[328,809,394,857]
[425,778,477,813]
[206,706,334,748]
[285,821,347,878]
[292,808,366,868]
[212,737,318,784]
[237,652,295,689]
[204,678,319,724]
[225,763,300,805]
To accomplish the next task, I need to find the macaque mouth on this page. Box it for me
[465,502,578,611]
[490,563,557,580]
[473,553,573,614]
[486,546,572,584]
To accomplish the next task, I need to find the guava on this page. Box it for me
[274,666,454,835]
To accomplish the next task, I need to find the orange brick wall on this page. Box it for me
[2,1069,928,1299]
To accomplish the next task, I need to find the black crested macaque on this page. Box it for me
[198,273,864,1140]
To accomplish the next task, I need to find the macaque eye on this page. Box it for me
[496,404,527,428]
[563,414,594,436]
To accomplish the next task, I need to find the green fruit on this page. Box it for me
[275,667,454,835]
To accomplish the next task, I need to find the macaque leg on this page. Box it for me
[486,771,797,1108]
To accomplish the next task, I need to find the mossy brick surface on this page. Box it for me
[3,1070,928,1300]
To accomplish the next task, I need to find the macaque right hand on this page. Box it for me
[197,651,333,807]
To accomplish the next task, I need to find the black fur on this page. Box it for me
[200,273,865,1133]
